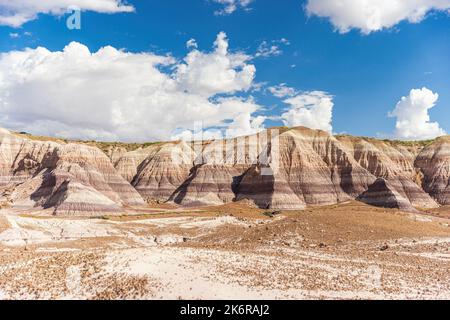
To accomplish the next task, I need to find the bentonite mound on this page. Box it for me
[44,180,124,216]
[415,137,450,205]
[111,126,448,211]
[128,142,193,203]
[357,178,418,212]
[1,126,450,215]
[0,128,144,215]
[336,136,438,209]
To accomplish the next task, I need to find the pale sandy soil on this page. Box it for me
[0,215,10,233]
[0,202,449,300]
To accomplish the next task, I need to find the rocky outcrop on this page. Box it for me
[168,136,263,206]
[0,129,144,215]
[1,126,450,214]
[113,127,447,211]
[126,142,194,202]
[357,178,417,212]
[336,136,437,209]
[415,137,450,205]
[236,128,431,210]
[0,128,58,187]
[44,180,123,216]
[236,129,373,209]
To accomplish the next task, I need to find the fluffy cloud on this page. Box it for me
[389,87,446,140]
[0,33,265,142]
[172,101,265,141]
[224,110,266,138]
[268,83,297,98]
[212,0,253,15]
[280,91,334,133]
[0,0,134,27]
[176,32,255,97]
[186,39,198,50]
[306,0,450,34]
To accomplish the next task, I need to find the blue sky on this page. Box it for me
[0,0,449,141]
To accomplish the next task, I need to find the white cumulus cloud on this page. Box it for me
[172,101,265,141]
[389,87,446,140]
[0,0,134,27]
[306,0,450,34]
[0,33,265,142]
[186,38,198,50]
[176,32,255,97]
[268,83,297,98]
[280,91,334,133]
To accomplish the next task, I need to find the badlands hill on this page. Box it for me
[1,126,449,216]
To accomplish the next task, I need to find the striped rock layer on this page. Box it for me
[1,126,450,215]
[0,128,144,215]
[113,127,448,212]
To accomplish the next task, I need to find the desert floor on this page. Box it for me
[0,201,449,300]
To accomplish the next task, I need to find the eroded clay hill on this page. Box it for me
[1,126,450,215]
[0,128,144,215]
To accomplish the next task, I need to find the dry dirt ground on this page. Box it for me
[0,201,449,300]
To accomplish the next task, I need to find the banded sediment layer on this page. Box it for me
[1,126,449,215]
